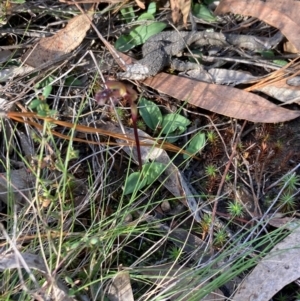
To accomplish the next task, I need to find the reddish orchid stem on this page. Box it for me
[95,81,143,171]
[130,101,142,172]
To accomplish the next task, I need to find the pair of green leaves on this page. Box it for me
[29,75,82,117]
[124,162,166,195]
[260,50,287,66]
[192,3,217,22]
[115,2,166,52]
[115,1,219,52]
[29,76,56,117]
[124,98,206,195]
[139,98,206,159]
[139,98,190,143]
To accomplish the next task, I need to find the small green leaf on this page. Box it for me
[29,99,42,110]
[37,110,47,117]
[124,162,166,195]
[183,132,206,159]
[115,22,166,51]
[147,2,157,14]
[64,276,74,285]
[35,76,54,89]
[261,50,274,59]
[161,113,191,134]
[114,35,136,52]
[139,98,162,130]
[166,126,186,143]
[138,13,155,21]
[128,22,166,46]
[142,162,166,184]
[42,85,52,99]
[69,241,80,250]
[65,76,82,86]
[123,171,147,195]
[192,4,217,22]
[121,7,135,23]
[273,59,288,66]
[48,110,58,118]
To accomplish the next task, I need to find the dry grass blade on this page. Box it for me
[245,57,300,91]
[4,111,194,155]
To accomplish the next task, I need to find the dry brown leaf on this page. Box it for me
[170,0,191,27]
[267,216,297,229]
[21,12,93,67]
[0,169,35,206]
[232,224,300,301]
[257,78,300,105]
[283,40,299,53]
[215,0,300,52]
[107,271,134,301]
[0,251,75,301]
[134,0,145,9]
[143,73,300,123]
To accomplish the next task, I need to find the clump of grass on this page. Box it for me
[200,213,213,237]
[206,130,218,144]
[276,172,300,212]
[167,246,183,261]
[205,164,218,178]
[225,173,232,182]
[213,229,228,248]
[227,200,245,218]
[115,107,126,120]
[281,173,300,193]
[137,119,146,131]
[277,193,297,212]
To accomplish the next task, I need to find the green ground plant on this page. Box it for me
[227,200,245,218]
[1,1,300,301]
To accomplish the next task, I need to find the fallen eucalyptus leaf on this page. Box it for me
[22,12,92,68]
[107,271,134,301]
[0,168,35,206]
[215,0,300,51]
[143,73,300,123]
[232,225,300,301]
[0,251,76,301]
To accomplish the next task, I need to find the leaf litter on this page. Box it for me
[143,73,300,123]
[1,0,300,300]
[21,12,93,68]
[232,224,300,301]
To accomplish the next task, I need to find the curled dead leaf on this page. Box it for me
[134,0,145,9]
[215,0,300,52]
[170,0,191,27]
[22,12,93,68]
